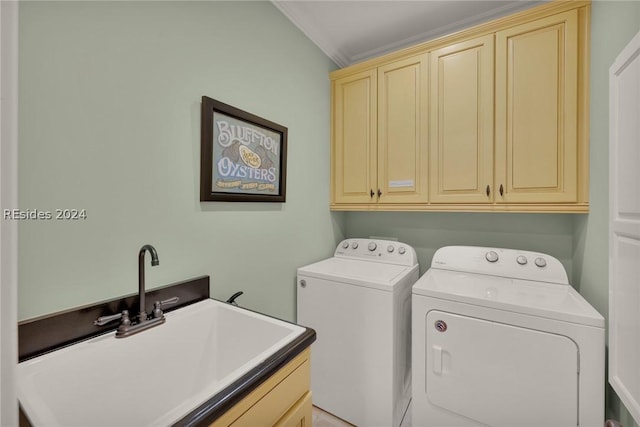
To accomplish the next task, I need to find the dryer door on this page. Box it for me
[426,310,578,427]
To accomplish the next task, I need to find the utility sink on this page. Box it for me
[17,299,306,426]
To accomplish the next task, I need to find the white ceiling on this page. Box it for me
[272,1,545,67]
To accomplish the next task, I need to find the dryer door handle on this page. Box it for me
[433,345,443,375]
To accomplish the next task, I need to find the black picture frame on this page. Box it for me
[200,96,288,202]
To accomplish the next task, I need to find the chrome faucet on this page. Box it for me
[93,244,179,338]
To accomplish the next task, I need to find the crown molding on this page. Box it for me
[271,1,348,67]
[349,1,543,64]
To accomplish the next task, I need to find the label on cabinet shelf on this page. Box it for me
[389,180,414,188]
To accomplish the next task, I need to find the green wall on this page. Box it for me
[574,0,640,321]
[17,0,640,424]
[346,212,575,277]
[573,1,640,425]
[18,1,343,321]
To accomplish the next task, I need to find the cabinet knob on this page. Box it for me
[486,185,490,197]
[499,184,504,196]
[370,189,374,198]
[377,189,382,197]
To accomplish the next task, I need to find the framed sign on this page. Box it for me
[200,96,288,202]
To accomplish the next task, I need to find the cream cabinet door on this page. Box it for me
[274,392,312,427]
[377,54,429,204]
[332,70,377,204]
[429,35,494,204]
[495,10,579,203]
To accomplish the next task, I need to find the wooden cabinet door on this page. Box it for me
[495,10,579,204]
[332,70,377,204]
[274,392,312,427]
[211,350,311,427]
[377,54,429,204]
[429,35,494,204]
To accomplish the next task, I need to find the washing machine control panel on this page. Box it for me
[432,246,568,284]
[335,239,418,266]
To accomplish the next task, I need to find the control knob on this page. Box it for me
[485,251,499,263]
[398,247,406,255]
[368,242,377,251]
[534,257,547,268]
[387,245,394,253]
[516,255,528,265]
[351,242,358,249]
[342,241,349,249]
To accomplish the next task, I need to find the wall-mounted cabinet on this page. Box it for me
[377,54,429,204]
[332,69,377,205]
[330,1,590,213]
[332,54,428,206]
[495,9,579,205]
[429,34,494,204]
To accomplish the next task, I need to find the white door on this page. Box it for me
[609,30,640,425]
[296,276,393,427]
[426,311,578,427]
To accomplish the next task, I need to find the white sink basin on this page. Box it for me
[18,299,306,426]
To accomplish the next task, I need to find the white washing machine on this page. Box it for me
[412,246,605,427]
[297,238,419,427]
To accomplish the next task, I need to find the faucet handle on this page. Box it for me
[94,310,130,327]
[159,296,179,306]
[152,297,179,318]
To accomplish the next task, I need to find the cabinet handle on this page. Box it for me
[370,189,374,198]
[486,185,490,197]
[377,189,382,197]
[499,184,504,196]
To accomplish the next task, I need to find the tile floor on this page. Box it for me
[312,406,353,427]
[312,403,412,427]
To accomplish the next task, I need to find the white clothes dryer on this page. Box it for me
[412,246,604,427]
[297,238,419,427]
